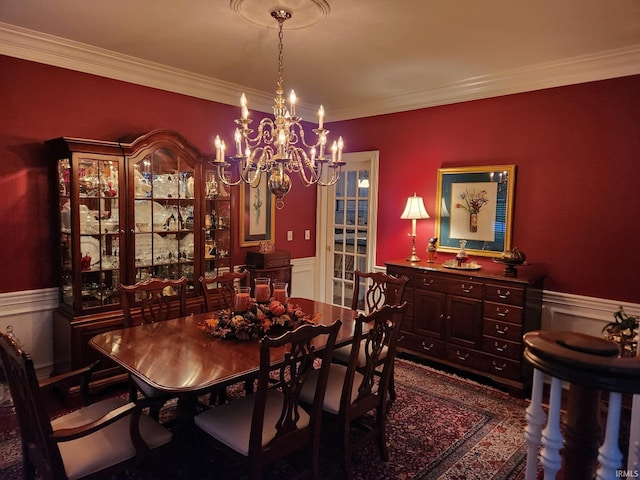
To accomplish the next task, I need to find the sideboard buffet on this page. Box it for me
[386,259,544,393]
[47,130,235,394]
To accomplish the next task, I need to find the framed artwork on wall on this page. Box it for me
[435,165,516,257]
[240,175,275,247]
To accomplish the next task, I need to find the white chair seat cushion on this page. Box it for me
[132,373,163,398]
[50,397,172,480]
[194,389,309,456]
[332,340,388,367]
[300,364,365,415]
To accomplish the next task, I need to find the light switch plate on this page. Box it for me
[287,230,293,241]
[304,229,310,240]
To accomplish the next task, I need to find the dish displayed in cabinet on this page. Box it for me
[80,237,101,266]
[134,200,170,229]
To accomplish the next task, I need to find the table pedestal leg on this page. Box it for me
[563,384,602,479]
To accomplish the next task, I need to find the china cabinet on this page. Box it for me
[47,130,235,394]
[386,260,544,393]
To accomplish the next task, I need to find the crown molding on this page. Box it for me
[331,45,640,120]
[2,22,639,122]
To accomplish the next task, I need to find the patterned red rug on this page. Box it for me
[0,358,530,479]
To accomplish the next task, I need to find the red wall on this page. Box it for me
[0,55,317,293]
[329,76,640,302]
[1,54,639,303]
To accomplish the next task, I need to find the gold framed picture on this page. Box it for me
[239,175,275,247]
[435,165,516,257]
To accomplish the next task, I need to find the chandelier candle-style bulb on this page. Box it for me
[210,8,345,209]
[289,90,296,116]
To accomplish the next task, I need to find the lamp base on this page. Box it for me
[406,253,421,262]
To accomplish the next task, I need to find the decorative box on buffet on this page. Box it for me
[246,249,291,268]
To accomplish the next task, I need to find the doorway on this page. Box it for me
[315,151,379,306]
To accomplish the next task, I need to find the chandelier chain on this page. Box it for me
[277,16,285,95]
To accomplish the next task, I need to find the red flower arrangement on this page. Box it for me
[199,299,320,341]
[456,188,489,214]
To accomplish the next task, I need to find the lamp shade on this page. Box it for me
[400,193,430,220]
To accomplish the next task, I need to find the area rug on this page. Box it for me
[0,358,530,479]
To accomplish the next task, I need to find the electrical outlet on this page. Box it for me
[287,230,293,241]
[305,229,310,240]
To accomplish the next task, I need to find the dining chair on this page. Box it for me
[0,332,172,480]
[333,271,408,403]
[193,319,342,480]
[200,271,254,403]
[300,303,407,480]
[120,276,187,419]
[199,270,250,312]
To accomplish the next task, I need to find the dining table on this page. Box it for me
[89,297,359,400]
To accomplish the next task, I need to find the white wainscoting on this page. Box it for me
[2,271,637,380]
[541,290,639,337]
[0,287,59,376]
[290,257,317,300]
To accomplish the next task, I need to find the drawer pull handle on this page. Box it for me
[422,278,434,287]
[461,284,474,293]
[495,325,508,335]
[494,342,508,352]
[492,361,507,371]
[398,335,405,343]
[497,289,511,299]
[456,350,469,361]
[496,307,510,317]
[421,341,434,351]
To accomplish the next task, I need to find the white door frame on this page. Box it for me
[314,150,379,303]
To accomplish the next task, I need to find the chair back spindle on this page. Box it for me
[121,277,187,327]
[199,271,250,312]
[351,270,408,313]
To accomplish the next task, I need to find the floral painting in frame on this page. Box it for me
[435,165,516,257]
[240,174,275,247]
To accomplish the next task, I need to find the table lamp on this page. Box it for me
[401,193,430,262]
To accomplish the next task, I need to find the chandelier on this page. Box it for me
[211,9,345,209]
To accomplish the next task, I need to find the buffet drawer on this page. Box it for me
[484,283,524,306]
[430,278,483,299]
[482,336,522,361]
[479,355,522,381]
[446,346,522,381]
[483,301,523,324]
[482,319,522,343]
[398,331,445,358]
[445,345,484,368]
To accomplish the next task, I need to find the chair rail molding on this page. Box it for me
[541,290,639,338]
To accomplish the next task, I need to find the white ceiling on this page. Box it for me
[1,0,639,121]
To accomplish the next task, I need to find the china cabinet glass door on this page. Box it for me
[58,152,125,312]
[129,147,197,291]
[202,167,233,278]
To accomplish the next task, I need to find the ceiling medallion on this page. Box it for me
[230,0,330,29]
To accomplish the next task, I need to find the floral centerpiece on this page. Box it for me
[199,299,321,340]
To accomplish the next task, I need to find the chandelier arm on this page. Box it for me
[291,149,322,186]
[216,164,244,186]
[291,122,323,151]
[315,164,343,186]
